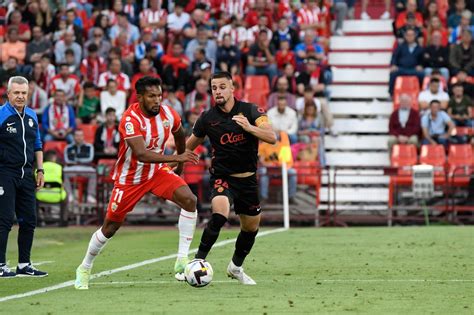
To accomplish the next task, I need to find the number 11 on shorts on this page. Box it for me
[113,188,124,204]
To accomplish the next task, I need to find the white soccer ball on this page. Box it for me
[184,259,213,287]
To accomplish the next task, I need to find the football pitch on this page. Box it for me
[1,226,473,314]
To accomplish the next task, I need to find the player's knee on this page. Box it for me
[208,213,227,232]
[181,194,197,212]
[101,221,121,238]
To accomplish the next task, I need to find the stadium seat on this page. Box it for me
[242,92,267,110]
[43,141,68,161]
[419,145,446,185]
[294,160,321,205]
[232,74,244,99]
[394,76,420,95]
[421,75,447,91]
[447,145,473,187]
[182,162,206,200]
[78,124,98,144]
[454,127,474,137]
[388,144,418,207]
[244,75,270,96]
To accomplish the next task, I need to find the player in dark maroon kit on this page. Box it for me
[186,72,277,285]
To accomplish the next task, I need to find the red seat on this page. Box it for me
[183,162,206,200]
[242,92,268,110]
[419,144,446,185]
[394,76,420,94]
[77,124,98,144]
[454,127,474,137]
[244,75,270,96]
[232,74,244,99]
[97,158,117,182]
[448,144,473,186]
[389,144,418,207]
[43,141,68,161]
[294,160,321,205]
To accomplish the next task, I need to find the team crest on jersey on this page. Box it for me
[111,202,118,211]
[125,122,135,135]
[125,116,131,121]
[162,119,170,128]
[28,118,34,127]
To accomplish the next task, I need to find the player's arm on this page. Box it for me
[186,134,206,151]
[172,125,187,175]
[232,114,277,144]
[125,136,199,164]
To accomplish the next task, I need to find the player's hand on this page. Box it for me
[232,115,253,132]
[176,150,199,164]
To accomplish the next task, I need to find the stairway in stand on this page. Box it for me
[321,18,395,224]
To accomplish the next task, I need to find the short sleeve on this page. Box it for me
[119,115,143,139]
[249,104,269,127]
[421,115,429,129]
[192,113,207,138]
[169,106,182,133]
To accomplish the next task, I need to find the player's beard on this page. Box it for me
[144,103,160,116]
[215,96,228,107]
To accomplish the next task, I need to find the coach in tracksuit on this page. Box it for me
[0,76,47,278]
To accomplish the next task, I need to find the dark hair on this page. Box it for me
[135,76,162,95]
[88,43,99,52]
[65,48,74,56]
[210,71,232,81]
[106,79,117,86]
[55,89,66,95]
[44,150,57,161]
[277,95,287,101]
[452,82,464,89]
[59,63,69,69]
[430,99,441,106]
[117,12,128,18]
[105,107,116,115]
[430,78,440,84]
[83,82,96,89]
[195,93,205,102]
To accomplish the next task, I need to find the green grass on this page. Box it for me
[1,226,473,314]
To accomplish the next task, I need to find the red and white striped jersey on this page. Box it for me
[50,74,81,100]
[139,8,168,25]
[113,102,182,185]
[98,71,131,91]
[220,0,249,19]
[297,5,321,26]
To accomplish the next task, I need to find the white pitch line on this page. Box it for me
[0,227,287,303]
[32,261,55,266]
[319,279,474,283]
[92,280,237,285]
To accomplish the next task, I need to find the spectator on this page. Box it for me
[448,0,472,29]
[267,76,297,110]
[447,83,474,127]
[294,30,325,69]
[42,89,76,144]
[246,0,273,28]
[449,10,474,44]
[275,40,296,71]
[162,88,185,117]
[333,0,349,35]
[186,27,218,64]
[7,10,31,42]
[295,87,335,135]
[65,49,81,77]
[395,0,424,30]
[83,27,112,60]
[449,29,474,75]
[77,82,100,125]
[97,58,131,94]
[421,100,456,147]
[424,15,449,46]
[0,57,21,89]
[388,29,425,95]
[36,0,54,34]
[25,26,52,65]
[184,79,211,113]
[129,58,160,104]
[296,57,327,97]
[182,8,210,45]
[109,12,140,45]
[29,61,48,93]
[271,17,299,50]
[361,0,391,20]
[91,14,111,40]
[50,63,82,105]
[388,93,421,152]
[64,9,84,45]
[100,79,127,119]
[1,27,26,65]
[246,14,273,46]
[35,150,67,206]
[418,78,450,113]
[423,31,450,82]
[217,15,247,50]
[422,1,442,27]
[258,131,297,204]
[135,29,165,64]
[27,78,48,119]
[296,0,324,35]
[190,48,213,83]
[167,3,190,35]
[63,129,97,204]
[80,44,107,86]
[94,108,120,160]
[450,70,474,98]
[40,55,56,93]
[54,30,82,67]
[281,63,298,94]
[216,34,241,75]
[161,42,190,92]
[298,99,326,165]
[267,96,299,144]
[246,29,278,85]
[114,32,135,65]
[396,12,424,45]
[139,0,168,41]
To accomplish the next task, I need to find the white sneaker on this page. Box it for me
[226,261,256,285]
[380,11,390,19]
[361,12,371,20]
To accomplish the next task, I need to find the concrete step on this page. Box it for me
[333,118,389,133]
[326,152,390,166]
[330,35,394,51]
[325,135,390,150]
[332,67,389,84]
[329,52,392,66]
[320,187,389,202]
[342,19,393,33]
[329,101,392,116]
[329,85,390,99]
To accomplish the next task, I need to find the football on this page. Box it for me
[184,259,213,287]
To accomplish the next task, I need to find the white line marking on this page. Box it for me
[319,279,474,283]
[32,261,54,266]
[92,280,237,285]
[0,228,287,303]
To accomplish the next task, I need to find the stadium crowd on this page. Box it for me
[0,0,473,205]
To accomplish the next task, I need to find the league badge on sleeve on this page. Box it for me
[125,122,135,135]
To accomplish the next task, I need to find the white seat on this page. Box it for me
[325,135,390,150]
[329,52,392,66]
[332,68,390,84]
[330,36,394,51]
[330,85,390,99]
[332,118,389,133]
[320,187,389,202]
[329,101,392,116]
[342,20,393,33]
[326,152,390,166]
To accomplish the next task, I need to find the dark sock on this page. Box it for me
[232,229,258,267]
[195,213,227,259]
